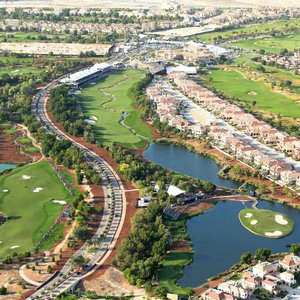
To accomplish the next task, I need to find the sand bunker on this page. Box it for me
[33,187,43,193]
[2,189,8,192]
[244,213,253,218]
[53,200,67,205]
[275,214,288,225]
[85,119,96,125]
[10,245,19,249]
[247,91,257,95]
[265,231,283,237]
[22,175,31,180]
[250,220,258,225]
[89,116,98,121]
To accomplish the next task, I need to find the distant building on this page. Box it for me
[166,65,197,75]
[60,63,113,87]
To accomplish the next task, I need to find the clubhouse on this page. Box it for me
[60,63,113,87]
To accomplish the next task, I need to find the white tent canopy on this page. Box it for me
[167,185,186,197]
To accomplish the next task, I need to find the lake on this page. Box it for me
[143,142,300,287]
[143,142,241,189]
[178,200,300,287]
[0,164,16,174]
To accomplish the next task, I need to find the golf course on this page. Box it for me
[205,67,300,118]
[0,161,72,257]
[239,208,294,238]
[79,69,152,149]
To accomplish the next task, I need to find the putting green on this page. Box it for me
[78,69,152,149]
[239,208,294,239]
[0,161,72,257]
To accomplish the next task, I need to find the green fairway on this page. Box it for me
[0,65,44,76]
[239,208,294,238]
[159,251,193,294]
[79,69,152,149]
[196,19,300,43]
[232,33,300,54]
[0,161,72,257]
[205,68,300,118]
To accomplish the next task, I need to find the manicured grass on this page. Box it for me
[159,251,193,294]
[196,19,300,43]
[0,66,44,76]
[24,146,40,153]
[18,137,32,145]
[0,161,72,257]
[205,68,300,118]
[79,69,153,149]
[232,33,300,54]
[3,129,16,135]
[239,208,294,238]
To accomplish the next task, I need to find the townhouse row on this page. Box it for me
[169,71,300,161]
[167,71,300,189]
[201,254,300,300]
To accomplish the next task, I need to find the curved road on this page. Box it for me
[27,84,127,300]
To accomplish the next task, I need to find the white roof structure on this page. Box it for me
[166,65,197,75]
[167,185,186,197]
[60,63,111,84]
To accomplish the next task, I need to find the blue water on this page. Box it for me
[0,164,16,174]
[178,200,300,287]
[143,143,241,189]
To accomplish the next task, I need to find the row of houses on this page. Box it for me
[146,80,210,135]
[201,254,300,300]
[263,51,300,71]
[167,71,300,189]
[169,71,300,161]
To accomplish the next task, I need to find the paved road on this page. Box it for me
[27,85,126,300]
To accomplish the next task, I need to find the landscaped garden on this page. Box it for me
[239,208,294,238]
[0,161,72,256]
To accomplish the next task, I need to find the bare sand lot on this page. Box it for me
[0,0,298,8]
[0,42,112,56]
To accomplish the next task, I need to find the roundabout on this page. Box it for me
[238,208,294,238]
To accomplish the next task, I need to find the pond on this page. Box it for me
[178,200,300,287]
[143,142,241,189]
[0,164,16,174]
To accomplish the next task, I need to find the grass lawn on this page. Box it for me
[0,161,72,257]
[79,69,153,149]
[232,33,300,54]
[18,137,32,145]
[3,129,16,135]
[205,68,300,118]
[24,146,40,153]
[196,19,300,43]
[0,65,44,76]
[239,208,294,238]
[159,251,193,294]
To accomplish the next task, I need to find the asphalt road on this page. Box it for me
[27,85,126,300]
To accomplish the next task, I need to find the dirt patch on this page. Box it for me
[184,201,214,217]
[82,266,146,297]
[0,267,30,299]
[0,129,28,164]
